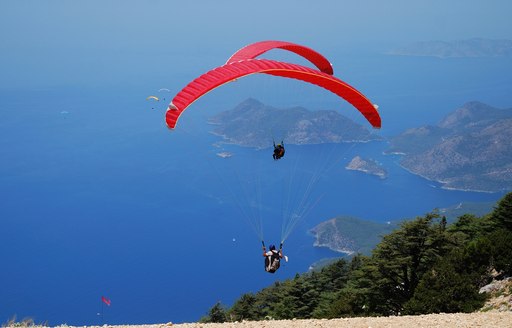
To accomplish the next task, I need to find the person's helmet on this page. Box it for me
[269,244,276,251]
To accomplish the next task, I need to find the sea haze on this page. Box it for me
[0,54,510,326]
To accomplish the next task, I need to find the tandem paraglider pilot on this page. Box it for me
[262,242,284,273]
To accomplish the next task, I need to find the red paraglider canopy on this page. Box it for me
[226,40,334,75]
[166,59,380,129]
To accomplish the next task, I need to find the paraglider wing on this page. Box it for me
[263,68,380,128]
[166,59,381,129]
[101,296,111,306]
[146,96,159,101]
[226,40,334,75]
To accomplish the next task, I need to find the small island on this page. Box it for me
[346,156,387,179]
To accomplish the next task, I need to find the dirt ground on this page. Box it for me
[69,311,512,328]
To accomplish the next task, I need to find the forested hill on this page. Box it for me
[201,193,512,323]
[308,202,494,259]
[209,98,382,149]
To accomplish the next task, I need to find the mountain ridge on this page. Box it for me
[386,101,512,192]
[209,98,382,148]
[387,38,512,58]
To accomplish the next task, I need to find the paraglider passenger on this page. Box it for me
[273,141,285,160]
[262,243,284,273]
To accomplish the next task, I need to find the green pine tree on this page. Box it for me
[403,249,487,314]
[368,213,449,314]
[490,192,512,230]
[200,302,227,323]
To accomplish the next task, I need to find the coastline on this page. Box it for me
[396,162,501,193]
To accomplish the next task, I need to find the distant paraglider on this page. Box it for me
[100,295,111,325]
[101,296,111,306]
[146,95,159,110]
[158,88,171,101]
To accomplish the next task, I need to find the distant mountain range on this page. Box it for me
[387,38,512,58]
[386,101,512,192]
[209,98,382,148]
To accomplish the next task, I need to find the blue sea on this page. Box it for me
[1,54,511,326]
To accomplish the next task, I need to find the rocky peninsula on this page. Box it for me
[309,216,395,255]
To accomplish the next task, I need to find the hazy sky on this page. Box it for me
[1,0,511,88]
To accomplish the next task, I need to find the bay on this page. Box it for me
[0,53,510,326]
